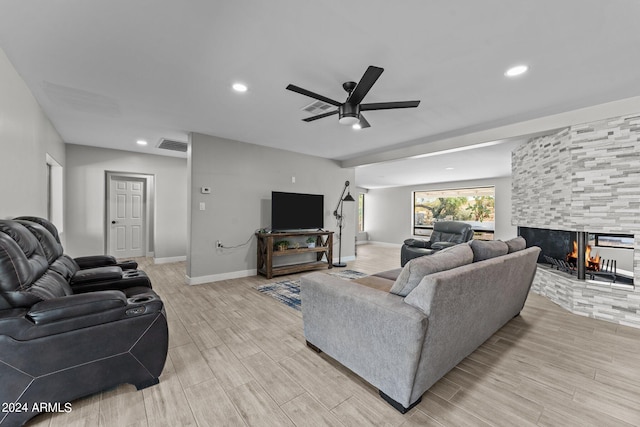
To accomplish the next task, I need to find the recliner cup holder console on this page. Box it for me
[128,295,154,304]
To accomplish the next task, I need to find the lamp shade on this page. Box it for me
[343,192,355,202]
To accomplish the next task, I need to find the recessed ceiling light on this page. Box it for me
[352,123,362,130]
[232,83,248,92]
[136,140,148,146]
[445,167,454,170]
[504,65,528,77]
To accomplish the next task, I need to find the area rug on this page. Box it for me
[256,280,301,311]
[328,269,367,279]
[256,270,367,311]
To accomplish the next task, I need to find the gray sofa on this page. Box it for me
[300,238,540,413]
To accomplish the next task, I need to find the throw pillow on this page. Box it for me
[503,236,526,253]
[390,243,473,297]
[470,240,509,262]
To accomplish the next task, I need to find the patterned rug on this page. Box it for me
[256,280,301,311]
[256,269,366,311]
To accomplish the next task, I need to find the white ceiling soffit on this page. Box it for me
[1,1,640,186]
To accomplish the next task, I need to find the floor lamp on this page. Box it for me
[333,180,355,267]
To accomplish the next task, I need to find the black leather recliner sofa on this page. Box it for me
[14,216,138,270]
[401,221,474,266]
[0,220,168,427]
[14,218,151,293]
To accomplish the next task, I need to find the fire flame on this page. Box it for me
[568,241,601,269]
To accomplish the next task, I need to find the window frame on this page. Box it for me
[358,193,364,233]
[592,233,634,250]
[412,186,496,239]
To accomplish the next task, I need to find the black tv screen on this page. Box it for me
[272,191,324,231]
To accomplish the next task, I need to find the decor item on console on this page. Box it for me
[333,180,355,267]
[300,237,539,413]
[401,221,474,266]
[0,220,168,426]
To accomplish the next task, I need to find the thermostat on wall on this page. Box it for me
[201,187,211,194]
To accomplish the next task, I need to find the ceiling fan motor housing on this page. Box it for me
[339,103,360,125]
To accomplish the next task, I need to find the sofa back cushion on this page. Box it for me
[469,240,509,262]
[430,221,474,244]
[503,236,527,253]
[390,243,473,297]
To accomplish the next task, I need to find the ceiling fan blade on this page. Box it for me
[360,100,420,111]
[358,114,371,129]
[302,109,338,122]
[286,84,341,107]
[347,66,384,105]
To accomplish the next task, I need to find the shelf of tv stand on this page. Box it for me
[256,231,333,279]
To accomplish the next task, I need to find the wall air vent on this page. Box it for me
[157,138,188,152]
[302,100,335,115]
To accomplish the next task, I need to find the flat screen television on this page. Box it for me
[271,191,324,231]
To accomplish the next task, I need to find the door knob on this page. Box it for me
[111,220,116,224]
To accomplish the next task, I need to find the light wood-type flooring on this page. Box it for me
[27,244,640,426]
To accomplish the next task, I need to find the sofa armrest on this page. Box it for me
[70,266,123,285]
[300,272,428,408]
[27,291,127,325]
[74,255,117,269]
[403,238,432,249]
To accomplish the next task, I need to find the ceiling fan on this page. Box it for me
[286,65,420,129]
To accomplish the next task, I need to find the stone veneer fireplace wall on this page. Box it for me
[512,112,640,328]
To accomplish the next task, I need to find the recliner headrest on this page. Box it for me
[0,224,71,308]
[13,216,61,243]
[433,221,473,234]
[15,220,64,264]
[0,220,43,257]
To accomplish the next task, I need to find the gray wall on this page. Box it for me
[65,144,187,259]
[187,133,355,282]
[0,47,65,220]
[363,177,515,244]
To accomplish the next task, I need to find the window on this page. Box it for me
[413,186,495,239]
[358,193,364,232]
[591,234,634,249]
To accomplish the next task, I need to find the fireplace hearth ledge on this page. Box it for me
[532,265,640,328]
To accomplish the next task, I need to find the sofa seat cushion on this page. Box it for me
[352,275,395,292]
[373,268,403,281]
[470,240,509,262]
[390,244,473,297]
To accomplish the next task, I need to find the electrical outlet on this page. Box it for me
[216,240,222,248]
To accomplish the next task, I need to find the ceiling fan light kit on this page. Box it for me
[338,103,360,125]
[287,65,420,129]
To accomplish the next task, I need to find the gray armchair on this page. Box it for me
[401,221,474,266]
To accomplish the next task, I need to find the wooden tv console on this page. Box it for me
[256,231,333,279]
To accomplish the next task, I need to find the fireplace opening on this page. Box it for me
[518,227,634,286]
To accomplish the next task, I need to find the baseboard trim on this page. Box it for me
[154,255,187,264]
[365,241,403,248]
[333,255,356,264]
[186,269,257,285]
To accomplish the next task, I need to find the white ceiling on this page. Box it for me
[1,0,640,188]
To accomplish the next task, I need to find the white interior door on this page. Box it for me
[109,177,145,258]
